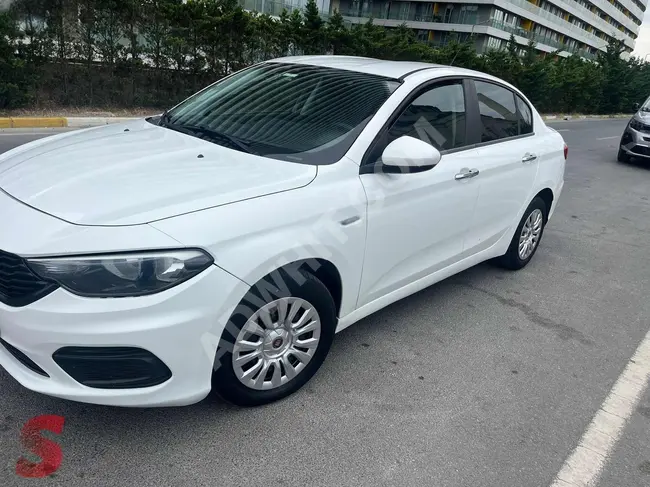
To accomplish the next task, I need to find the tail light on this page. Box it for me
[564,143,568,160]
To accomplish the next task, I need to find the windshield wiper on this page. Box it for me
[158,110,171,127]
[163,122,255,155]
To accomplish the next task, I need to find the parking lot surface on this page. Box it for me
[0,119,649,487]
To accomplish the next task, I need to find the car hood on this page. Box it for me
[635,111,650,122]
[0,120,316,226]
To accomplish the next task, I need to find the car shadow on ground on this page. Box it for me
[618,157,650,170]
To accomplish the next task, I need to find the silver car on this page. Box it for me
[618,96,650,163]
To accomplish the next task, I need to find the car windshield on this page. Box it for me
[641,97,650,112]
[158,63,400,164]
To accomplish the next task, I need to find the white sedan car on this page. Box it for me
[0,56,566,407]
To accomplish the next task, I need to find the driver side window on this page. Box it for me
[386,81,467,152]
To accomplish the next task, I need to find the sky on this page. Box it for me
[633,11,650,59]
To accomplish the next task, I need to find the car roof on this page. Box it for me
[263,55,527,102]
[266,55,446,79]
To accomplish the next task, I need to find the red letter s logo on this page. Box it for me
[16,415,65,478]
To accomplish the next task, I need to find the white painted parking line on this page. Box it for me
[596,136,619,140]
[556,129,571,132]
[550,329,650,487]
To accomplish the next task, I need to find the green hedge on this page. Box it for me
[1,0,648,112]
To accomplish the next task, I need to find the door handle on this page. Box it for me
[522,153,537,163]
[455,168,480,180]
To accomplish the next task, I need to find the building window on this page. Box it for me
[486,36,503,50]
[458,5,478,24]
[492,8,504,23]
[443,5,454,23]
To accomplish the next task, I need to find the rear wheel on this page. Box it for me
[617,146,630,163]
[498,197,547,270]
[212,269,336,406]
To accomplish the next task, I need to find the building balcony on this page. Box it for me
[341,11,598,59]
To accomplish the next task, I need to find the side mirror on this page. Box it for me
[371,136,441,174]
[634,102,640,111]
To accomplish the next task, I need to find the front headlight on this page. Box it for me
[629,118,644,131]
[26,249,214,297]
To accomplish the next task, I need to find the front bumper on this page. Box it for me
[620,125,650,159]
[0,191,249,407]
[0,265,247,407]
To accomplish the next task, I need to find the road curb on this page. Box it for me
[0,116,144,129]
[66,117,142,128]
[0,117,68,128]
[542,114,631,121]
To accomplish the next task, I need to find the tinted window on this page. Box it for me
[641,96,650,112]
[161,63,400,165]
[516,95,533,134]
[475,81,518,142]
[386,82,467,151]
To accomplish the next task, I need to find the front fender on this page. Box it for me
[151,161,368,318]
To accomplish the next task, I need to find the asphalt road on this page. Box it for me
[1,119,649,487]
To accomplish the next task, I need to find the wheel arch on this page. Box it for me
[535,188,554,223]
[248,258,344,318]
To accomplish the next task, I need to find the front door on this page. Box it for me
[358,80,480,307]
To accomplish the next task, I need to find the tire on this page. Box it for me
[498,197,547,270]
[618,147,630,163]
[212,267,336,407]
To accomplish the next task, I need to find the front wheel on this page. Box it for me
[617,146,630,163]
[498,197,547,270]
[212,269,336,406]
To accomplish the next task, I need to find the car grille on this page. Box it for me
[0,250,58,307]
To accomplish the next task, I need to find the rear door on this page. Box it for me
[462,79,539,254]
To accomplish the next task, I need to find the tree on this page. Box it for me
[598,39,631,113]
[96,0,125,65]
[140,0,175,70]
[119,0,142,64]
[215,0,251,76]
[517,40,550,109]
[326,10,351,55]
[0,9,33,109]
[1,1,648,113]
[12,0,52,64]
[285,8,303,56]
[301,0,324,55]
[248,13,282,62]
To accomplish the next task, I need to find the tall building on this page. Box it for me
[241,0,333,14]
[333,0,648,59]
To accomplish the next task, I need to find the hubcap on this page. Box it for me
[518,208,543,260]
[232,297,321,391]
